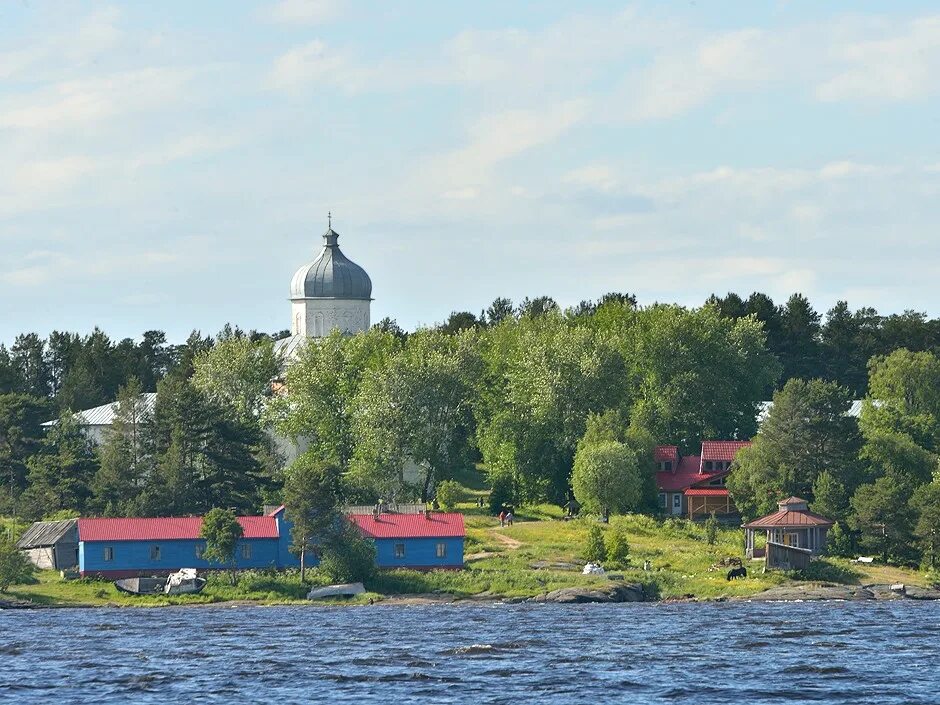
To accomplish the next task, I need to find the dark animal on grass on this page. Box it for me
[726,567,747,581]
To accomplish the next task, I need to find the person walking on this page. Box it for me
[498,510,506,527]
[506,511,514,527]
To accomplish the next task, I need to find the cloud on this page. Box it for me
[269,39,355,90]
[267,0,344,26]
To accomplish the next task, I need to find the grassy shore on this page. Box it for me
[3,503,928,607]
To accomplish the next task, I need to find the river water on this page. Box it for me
[2,601,939,704]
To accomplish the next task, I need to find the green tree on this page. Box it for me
[318,521,376,584]
[863,349,940,451]
[192,336,278,422]
[10,333,49,398]
[0,394,51,517]
[282,454,343,581]
[606,527,630,566]
[92,378,152,515]
[435,479,463,512]
[850,475,915,563]
[811,471,849,522]
[20,413,98,520]
[0,534,33,592]
[352,330,479,501]
[572,441,642,516]
[912,481,940,569]
[704,512,718,545]
[727,378,860,519]
[584,523,605,562]
[485,297,514,326]
[200,508,244,585]
[826,522,853,558]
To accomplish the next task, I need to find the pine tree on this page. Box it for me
[585,524,606,563]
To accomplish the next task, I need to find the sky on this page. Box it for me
[2,0,940,345]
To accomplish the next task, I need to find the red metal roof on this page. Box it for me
[653,445,679,463]
[742,510,834,529]
[684,488,730,497]
[656,455,727,492]
[347,512,465,539]
[700,440,751,462]
[77,516,279,542]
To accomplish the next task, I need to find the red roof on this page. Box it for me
[78,516,279,542]
[684,487,730,497]
[656,455,727,492]
[347,512,465,539]
[700,440,751,462]
[742,510,834,529]
[653,445,679,463]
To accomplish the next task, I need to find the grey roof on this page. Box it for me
[290,228,372,301]
[42,393,157,427]
[273,334,309,364]
[16,519,78,549]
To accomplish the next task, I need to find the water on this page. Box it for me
[2,601,940,704]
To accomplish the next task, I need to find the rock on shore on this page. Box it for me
[530,582,648,604]
[746,583,940,601]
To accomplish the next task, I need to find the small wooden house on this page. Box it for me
[656,441,750,519]
[16,519,79,570]
[743,497,834,561]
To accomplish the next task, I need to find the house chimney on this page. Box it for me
[425,508,431,520]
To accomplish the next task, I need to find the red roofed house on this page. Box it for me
[743,497,834,566]
[656,440,751,519]
[347,512,465,569]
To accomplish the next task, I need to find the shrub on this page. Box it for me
[585,524,606,563]
[826,522,853,558]
[705,513,718,545]
[318,523,377,584]
[435,480,463,512]
[606,528,630,567]
[488,472,514,515]
[0,535,33,592]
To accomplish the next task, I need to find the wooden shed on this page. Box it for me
[16,519,79,570]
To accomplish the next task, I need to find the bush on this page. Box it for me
[318,523,377,584]
[585,524,606,563]
[0,535,34,592]
[606,528,630,567]
[488,472,514,515]
[435,480,463,512]
[704,513,718,545]
[826,522,853,557]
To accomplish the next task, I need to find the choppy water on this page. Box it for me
[2,601,940,704]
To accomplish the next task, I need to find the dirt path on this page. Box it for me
[490,529,522,550]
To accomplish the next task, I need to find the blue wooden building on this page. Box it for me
[76,508,465,577]
[77,507,299,578]
[347,512,465,569]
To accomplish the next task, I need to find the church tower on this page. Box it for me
[288,221,372,338]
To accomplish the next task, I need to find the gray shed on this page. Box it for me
[16,519,79,570]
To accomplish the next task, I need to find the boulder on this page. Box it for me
[533,582,647,604]
[901,585,940,600]
[747,584,875,601]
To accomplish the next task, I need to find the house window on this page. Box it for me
[394,543,406,559]
[195,544,205,559]
[103,546,114,562]
[658,492,666,508]
[240,543,252,560]
[436,542,447,559]
[150,545,161,561]
[664,461,673,472]
[704,461,713,471]
[673,494,682,509]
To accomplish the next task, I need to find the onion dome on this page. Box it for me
[290,225,372,300]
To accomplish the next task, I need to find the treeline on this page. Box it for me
[437,292,940,397]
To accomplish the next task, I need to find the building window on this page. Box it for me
[240,543,252,560]
[704,461,713,471]
[664,461,673,472]
[195,543,205,559]
[103,546,114,562]
[673,494,682,509]
[150,545,161,561]
[394,543,406,559]
[436,542,447,559]
[658,492,667,508]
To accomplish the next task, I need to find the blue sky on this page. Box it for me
[2,1,940,344]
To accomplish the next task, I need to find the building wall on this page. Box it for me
[373,537,464,569]
[79,537,284,577]
[24,547,56,570]
[290,299,370,337]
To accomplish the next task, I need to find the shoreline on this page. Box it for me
[6,581,940,610]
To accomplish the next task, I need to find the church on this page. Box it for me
[274,220,373,362]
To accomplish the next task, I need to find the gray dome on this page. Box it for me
[290,227,372,300]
